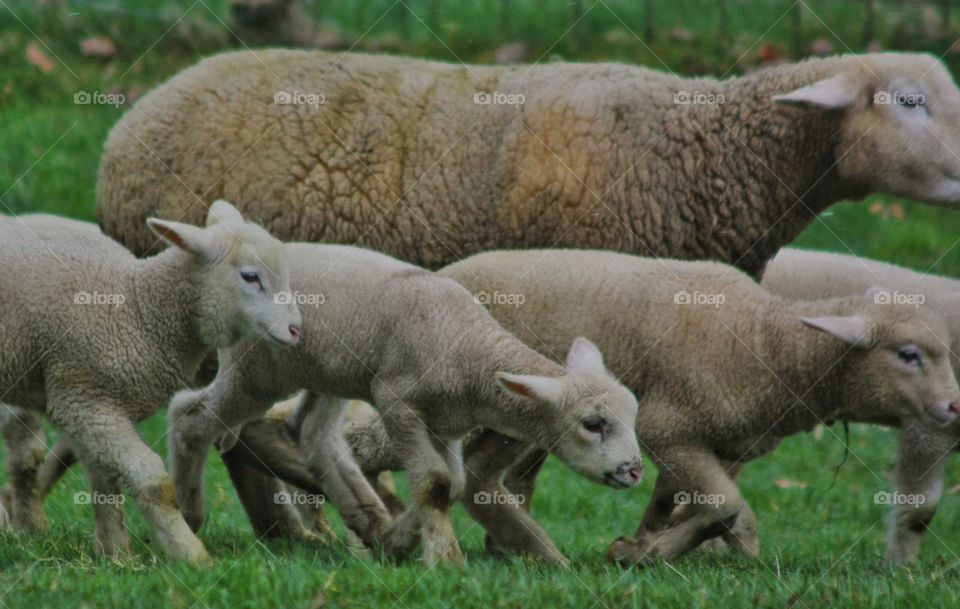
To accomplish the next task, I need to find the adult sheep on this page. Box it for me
[98,51,960,275]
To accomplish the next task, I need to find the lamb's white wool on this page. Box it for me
[431,249,959,565]
[0,203,300,562]
[166,243,641,566]
[761,247,960,565]
[99,51,960,276]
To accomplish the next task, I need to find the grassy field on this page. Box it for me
[4,1,960,607]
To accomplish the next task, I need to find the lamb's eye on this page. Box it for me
[582,417,605,434]
[898,348,922,367]
[240,270,260,285]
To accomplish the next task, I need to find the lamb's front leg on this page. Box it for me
[886,420,955,565]
[297,393,392,549]
[168,385,270,532]
[0,405,48,531]
[463,430,567,565]
[378,400,463,566]
[51,402,207,564]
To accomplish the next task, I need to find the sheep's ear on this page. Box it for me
[772,74,860,109]
[147,218,218,261]
[566,337,607,377]
[495,372,565,405]
[800,315,875,348]
[206,200,244,227]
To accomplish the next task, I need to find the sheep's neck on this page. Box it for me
[466,329,566,446]
[129,248,210,381]
[755,300,861,431]
[682,58,868,276]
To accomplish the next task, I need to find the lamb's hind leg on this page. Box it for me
[297,393,392,549]
[886,420,955,565]
[85,464,130,559]
[0,405,48,531]
[51,402,207,563]
[463,430,566,564]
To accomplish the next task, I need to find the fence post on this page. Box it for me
[790,0,802,57]
[718,0,729,45]
[644,0,655,41]
[862,0,876,45]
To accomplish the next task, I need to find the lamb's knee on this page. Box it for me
[420,472,453,512]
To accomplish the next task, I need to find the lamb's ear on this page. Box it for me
[495,372,565,405]
[147,218,218,261]
[206,200,244,227]
[800,315,875,348]
[772,74,860,110]
[566,337,607,376]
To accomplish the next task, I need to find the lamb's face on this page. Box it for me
[147,200,303,349]
[496,338,643,489]
[868,306,960,426]
[774,53,960,206]
[804,301,960,426]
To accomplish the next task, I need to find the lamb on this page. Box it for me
[0,202,302,563]
[760,247,960,565]
[166,243,643,566]
[97,51,960,276]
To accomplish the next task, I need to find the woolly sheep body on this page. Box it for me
[98,51,960,274]
[761,247,960,565]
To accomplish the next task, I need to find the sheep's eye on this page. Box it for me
[240,270,260,285]
[898,348,922,367]
[582,417,605,434]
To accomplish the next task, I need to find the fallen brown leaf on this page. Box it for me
[26,43,55,73]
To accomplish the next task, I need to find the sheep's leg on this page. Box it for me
[462,429,566,564]
[298,392,392,549]
[609,449,748,566]
[886,421,954,565]
[500,445,548,514]
[0,405,48,531]
[37,437,78,499]
[51,404,207,564]
[376,398,462,566]
[168,386,271,532]
[220,447,326,542]
[85,464,130,559]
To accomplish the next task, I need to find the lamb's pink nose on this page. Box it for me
[288,324,302,344]
[949,401,960,415]
[628,467,643,482]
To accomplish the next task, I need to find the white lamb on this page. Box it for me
[761,247,960,565]
[0,202,302,563]
[166,243,643,566]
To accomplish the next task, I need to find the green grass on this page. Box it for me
[5,1,960,607]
